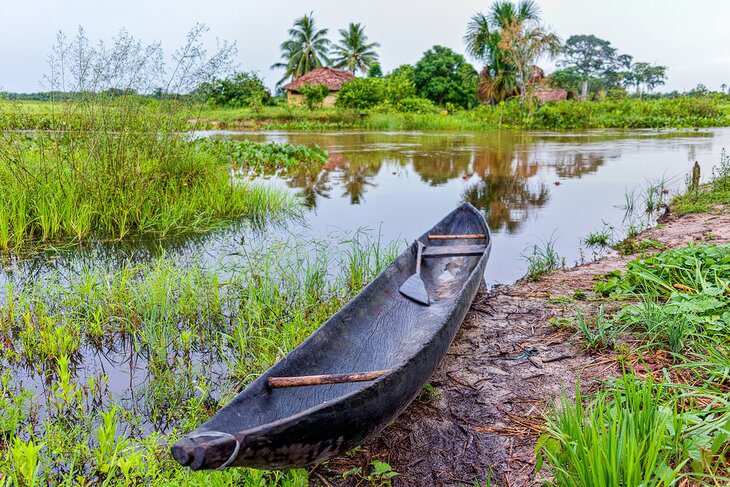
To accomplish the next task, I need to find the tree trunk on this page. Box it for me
[581,79,588,101]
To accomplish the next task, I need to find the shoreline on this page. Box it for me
[319,205,730,486]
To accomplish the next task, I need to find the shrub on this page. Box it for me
[336,75,417,110]
[393,97,437,114]
[204,72,272,108]
[299,83,329,110]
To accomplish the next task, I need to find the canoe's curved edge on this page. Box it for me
[172,203,491,470]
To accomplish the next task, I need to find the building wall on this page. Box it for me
[287,92,338,108]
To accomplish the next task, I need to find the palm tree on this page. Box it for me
[464,0,557,103]
[272,13,331,86]
[330,23,380,74]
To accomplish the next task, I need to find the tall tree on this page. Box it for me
[412,45,479,107]
[271,13,330,86]
[464,0,554,103]
[497,20,561,97]
[628,62,667,97]
[559,35,616,100]
[330,23,380,75]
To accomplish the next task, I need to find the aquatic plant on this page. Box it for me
[0,231,399,484]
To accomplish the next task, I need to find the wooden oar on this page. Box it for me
[399,241,430,306]
[428,233,486,240]
[268,370,389,389]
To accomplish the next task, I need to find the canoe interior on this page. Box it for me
[199,204,489,436]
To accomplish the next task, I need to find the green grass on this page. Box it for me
[673,148,730,214]
[0,98,334,253]
[0,232,400,485]
[521,236,564,281]
[539,243,730,485]
[7,97,728,132]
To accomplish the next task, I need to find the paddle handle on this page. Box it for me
[268,370,389,389]
[428,234,486,240]
[415,241,424,276]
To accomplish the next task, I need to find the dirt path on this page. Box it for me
[317,208,730,486]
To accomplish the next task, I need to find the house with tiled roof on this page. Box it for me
[281,67,356,107]
[533,88,571,102]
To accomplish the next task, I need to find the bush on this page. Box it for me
[204,72,271,108]
[299,83,330,110]
[393,97,437,114]
[336,78,385,109]
[336,74,417,110]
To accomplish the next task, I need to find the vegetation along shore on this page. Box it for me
[2,0,730,485]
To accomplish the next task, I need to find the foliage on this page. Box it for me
[536,374,685,486]
[299,83,330,110]
[542,239,730,484]
[330,22,380,75]
[494,12,561,98]
[556,34,666,98]
[335,73,417,110]
[412,45,479,108]
[464,0,551,103]
[272,13,330,86]
[0,28,303,253]
[367,63,383,78]
[525,97,725,129]
[594,243,730,300]
[203,71,272,108]
[559,34,616,98]
[673,148,730,214]
[196,138,328,174]
[0,233,399,484]
[521,236,563,280]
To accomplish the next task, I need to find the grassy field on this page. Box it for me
[201,97,729,131]
[4,97,729,133]
[0,234,400,485]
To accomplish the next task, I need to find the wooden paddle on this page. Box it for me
[399,241,430,306]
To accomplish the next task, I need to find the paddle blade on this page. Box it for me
[399,275,430,305]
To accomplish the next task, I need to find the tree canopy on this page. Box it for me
[330,23,380,75]
[464,0,558,103]
[412,45,479,107]
[272,13,330,86]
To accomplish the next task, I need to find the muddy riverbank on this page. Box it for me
[318,205,730,486]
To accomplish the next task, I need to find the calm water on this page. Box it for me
[3,128,729,422]
[225,128,729,284]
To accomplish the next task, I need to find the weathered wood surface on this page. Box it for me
[171,203,491,471]
[428,234,487,240]
[268,370,389,389]
[422,244,487,257]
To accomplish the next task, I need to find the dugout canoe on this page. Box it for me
[171,203,492,470]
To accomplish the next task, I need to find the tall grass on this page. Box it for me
[537,375,685,487]
[673,148,730,214]
[0,28,310,253]
[0,232,400,484]
[539,243,730,484]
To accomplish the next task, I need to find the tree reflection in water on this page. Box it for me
[245,132,722,232]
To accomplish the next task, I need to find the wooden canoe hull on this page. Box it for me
[171,203,491,470]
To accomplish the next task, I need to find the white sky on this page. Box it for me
[1,0,728,93]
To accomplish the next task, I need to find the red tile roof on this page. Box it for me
[282,67,356,93]
[534,89,569,102]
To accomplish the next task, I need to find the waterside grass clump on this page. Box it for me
[0,233,400,485]
[673,148,730,214]
[537,242,730,485]
[0,130,301,253]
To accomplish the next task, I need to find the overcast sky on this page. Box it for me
[1,0,729,93]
